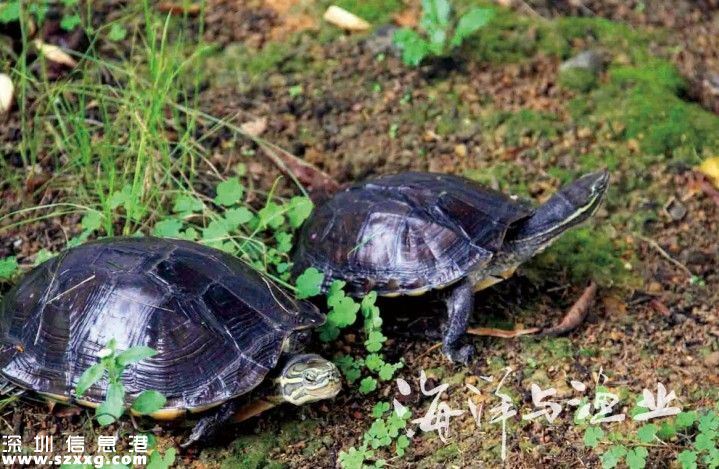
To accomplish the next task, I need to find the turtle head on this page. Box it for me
[508,170,609,256]
[275,354,341,405]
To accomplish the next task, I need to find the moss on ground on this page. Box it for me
[524,226,638,288]
[211,420,318,469]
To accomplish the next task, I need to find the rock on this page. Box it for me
[363,24,401,56]
[559,50,608,74]
[663,197,687,221]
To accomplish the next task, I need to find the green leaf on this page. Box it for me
[371,401,390,418]
[74,362,106,397]
[600,445,626,469]
[704,448,719,469]
[81,210,102,231]
[0,256,18,279]
[107,23,127,42]
[319,323,340,343]
[295,267,325,299]
[108,184,132,210]
[257,202,285,230]
[214,177,244,206]
[116,346,157,367]
[147,447,176,469]
[0,2,20,23]
[224,207,254,228]
[625,447,648,469]
[378,363,399,381]
[34,249,55,266]
[359,377,378,394]
[338,447,372,469]
[583,426,604,449]
[676,411,698,429]
[202,219,229,243]
[131,390,167,415]
[393,28,430,67]
[328,296,360,328]
[451,8,494,47]
[180,227,199,241]
[421,0,451,28]
[657,421,677,440]
[699,412,719,433]
[365,353,384,372]
[287,196,313,228]
[153,218,183,238]
[275,231,293,253]
[677,450,698,469]
[695,431,716,451]
[97,382,125,426]
[60,14,81,31]
[172,194,203,214]
[335,355,363,383]
[364,330,387,353]
[636,423,657,444]
[395,434,410,456]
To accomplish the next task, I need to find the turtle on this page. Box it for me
[293,170,610,364]
[0,237,341,446]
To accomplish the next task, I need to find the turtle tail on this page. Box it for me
[506,170,610,259]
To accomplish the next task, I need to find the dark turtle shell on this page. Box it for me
[0,237,322,416]
[293,172,533,296]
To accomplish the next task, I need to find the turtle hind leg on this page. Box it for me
[441,278,476,365]
[0,376,24,397]
[181,400,241,448]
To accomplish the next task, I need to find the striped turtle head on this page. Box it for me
[276,354,341,405]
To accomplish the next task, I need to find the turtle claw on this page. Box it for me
[444,343,475,365]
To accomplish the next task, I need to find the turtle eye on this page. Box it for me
[304,371,317,383]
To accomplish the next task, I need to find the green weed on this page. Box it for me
[393,0,495,66]
[74,339,166,426]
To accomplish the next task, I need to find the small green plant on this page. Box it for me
[0,0,82,31]
[338,403,412,469]
[74,339,167,426]
[581,404,719,469]
[392,0,495,66]
[0,256,18,280]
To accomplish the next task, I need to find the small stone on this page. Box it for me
[454,144,467,157]
[663,197,687,221]
[647,281,663,293]
[363,24,401,56]
[559,50,607,74]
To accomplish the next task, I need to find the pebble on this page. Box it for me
[559,50,607,74]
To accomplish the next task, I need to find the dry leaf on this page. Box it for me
[466,327,541,338]
[0,73,13,114]
[541,282,597,336]
[698,156,719,189]
[240,117,268,137]
[33,39,78,67]
[323,5,371,31]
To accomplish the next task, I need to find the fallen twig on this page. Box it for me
[541,281,597,336]
[636,234,693,279]
[259,142,340,197]
[466,327,541,338]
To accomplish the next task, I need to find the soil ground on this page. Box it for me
[1,1,718,468]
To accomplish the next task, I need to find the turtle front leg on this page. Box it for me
[181,400,241,448]
[442,278,475,364]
